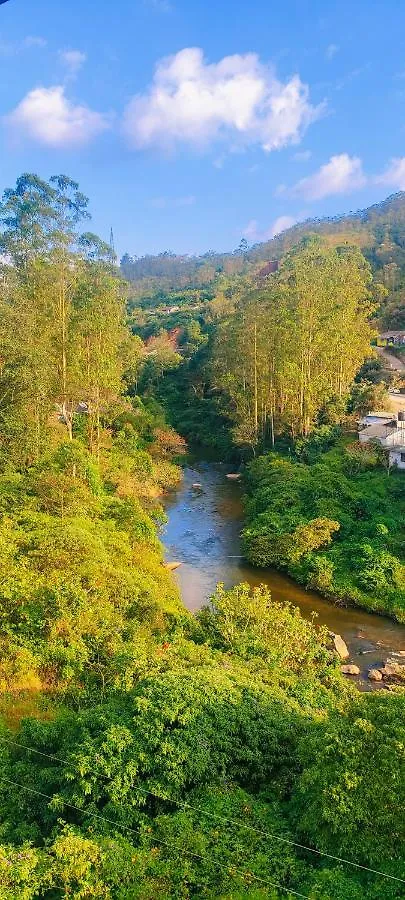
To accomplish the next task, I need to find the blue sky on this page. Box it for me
[0,0,404,257]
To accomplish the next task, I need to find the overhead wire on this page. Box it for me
[0,774,311,900]
[0,735,403,885]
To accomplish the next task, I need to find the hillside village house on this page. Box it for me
[358,411,405,470]
[376,330,405,347]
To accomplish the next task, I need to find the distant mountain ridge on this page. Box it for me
[121,192,405,327]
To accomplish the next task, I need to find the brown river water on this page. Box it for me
[163,460,405,687]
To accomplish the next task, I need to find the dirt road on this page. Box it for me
[376,346,405,372]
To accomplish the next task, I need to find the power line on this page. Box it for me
[0,736,404,885]
[0,774,310,900]
[114,783,405,884]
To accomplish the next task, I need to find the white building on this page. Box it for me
[389,446,405,470]
[358,412,405,470]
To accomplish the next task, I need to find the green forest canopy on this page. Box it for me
[0,173,404,898]
[121,191,405,329]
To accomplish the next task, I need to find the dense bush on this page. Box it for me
[242,443,405,620]
[0,586,403,898]
[0,173,403,898]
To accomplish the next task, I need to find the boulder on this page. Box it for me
[380,659,405,679]
[333,634,350,660]
[380,664,397,677]
[368,668,383,682]
[341,664,360,676]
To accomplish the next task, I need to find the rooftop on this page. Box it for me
[363,411,396,419]
[379,330,405,339]
[359,424,397,438]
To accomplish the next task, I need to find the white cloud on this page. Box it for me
[334,65,370,92]
[375,157,405,191]
[293,149,311,161]
[325,43,339,60]
[6,85,109,147]
[243,215,297,242]
[123,47,324,152]
[24,36,47,49]
[267,215,297,238]
[0,35,47,55]
[60,49,87,76]
[292,153,366,200]
[243,219,260,240]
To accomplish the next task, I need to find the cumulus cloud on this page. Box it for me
[60,49,87,76]
[292,153,366,200]
[123,47,324,152]
[6,85,109,147]
[375,157,405,191]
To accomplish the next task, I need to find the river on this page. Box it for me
[162,459,405,685]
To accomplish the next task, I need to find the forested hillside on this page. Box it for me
[0,174,404,899]
[122,192,405,328]
[130,233,405,622]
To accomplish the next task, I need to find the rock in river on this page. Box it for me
[333,633,350,660]
[368,668,383,682]
[380,659,405,680]
[341,664,360,676]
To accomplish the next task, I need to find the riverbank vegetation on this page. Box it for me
[0,173,404,898]
[242,437,405,621]
[0,173,185,703]
[130,239,395,458]
[137,237,405,623]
